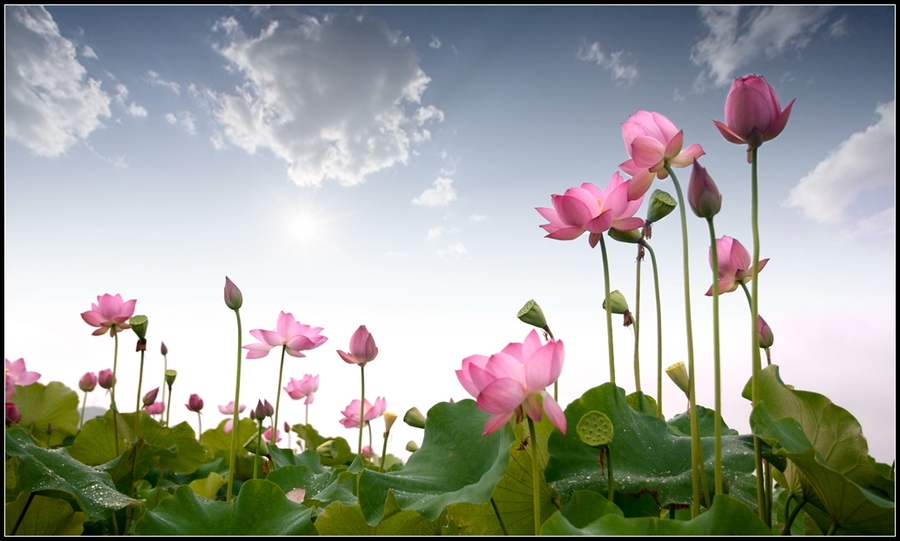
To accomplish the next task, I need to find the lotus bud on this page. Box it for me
[608,228,642,244]
[6,402,21,425]
[758,315,774,349]
[224,277,243,310]
[263,399,274,418]
[405,440,419,453]
[142,387,159,406]
[603,291,629,314]
[79,372,98,393]
[98,369,116,389]
[253,400,267,421]
[46,423,53,434]
[688,161,722,219]
[403,407,426,429]
[160,341,168,356]
[186,394,204,413]
[666,362,690,398]
[646,189,677,224]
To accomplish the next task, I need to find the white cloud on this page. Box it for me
[577,40,639,86]
[5,6,111,156]
[211,12,443,187]
[469,214,486,223]
[412,177,457,207]
[426,226,444,241]
[113,84,147,118]
[81,45,97,59]
[691,6,832,88]
[429,35,442,49]
[165,111,197,134]
[785,100,895,233]
[146,70,181,95]
[828,15,848,38]
[435,242,467,259]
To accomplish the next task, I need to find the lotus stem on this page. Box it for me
[706,217,723,497]
[598,233,616,386]
[227,308,243,501]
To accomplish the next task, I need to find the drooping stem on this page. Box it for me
[227,308,243,502]
[528,417,541,536]
[358,365,366,456]
[665,165,701,517]
[633,248,642,392]
[598,233,616,386]
[273,346,287,452]
[643,241,664,418]
[706,217,723,498]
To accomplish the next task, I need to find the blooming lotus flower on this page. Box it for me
[81,294,137,337]
[713,74,794,150]
[284,374,318,404]
[337,326,378,367]
[98,369,115,390]
[219,401,246,433]
[145,402,164,415]
[537,173,644,248]
[339,397,386,429]
[706,236,769,295]
[79,372,98,393]
[263,427,282,443]
[186,394,204,413]
[620,110,705,184]
[244,311,327,360]
[456,330,566,437]
[6,358,40,400]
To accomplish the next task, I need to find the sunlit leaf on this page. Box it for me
[9,382,80,447]
[5,492,87,535]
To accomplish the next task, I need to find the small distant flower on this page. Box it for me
[81,294,136,337]
[286,488,306,503]
[79,372,98,393]
[145,402,165,415]
[186,394,204,413]
[220,401,246,434]
[337,326,378,367]
[620,110,705,182]
[224,277,243,311]
[244,311,327,360]
[713,74,795,151]
[339,397,386,429]
[160,342,168,356]
[457,330,565,436]
[98,369,116,390]
[142,388,159,406]
[6,358,40,400]
[284,374,319,404]
[706,236,769,296]
[263,427,282,443]
[6,402,22,425]
[361,445,374,459]
[262,399,274,418]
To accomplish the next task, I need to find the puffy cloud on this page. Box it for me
[435,242,467,259]
[691,6,832,87]
[5,6,111,156]
[785,101,894,235]
[429,35,442,49]
[577,40,638,86]
[114,84,147,118]
[165,111,197,134]
[146,70,181,95]
[211,11,442,187]
[412,177,457,207]
[426,226,444,241]
[81,45,97,59]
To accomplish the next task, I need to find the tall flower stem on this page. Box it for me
[706,217,723,498]
[665,165,702,517]
[273,346,287,452]
[598,233,616,386]
[112,332,120,455]
[80,391,88,428]
[642,241,665,418]
[358,365,366,457]
[160,350,168,424]
[527,417,541,536]
[134,350,145,437]
[226,308,243,502]
[165,384,172,427]
[749,147,769,525]
[632,248,642,392]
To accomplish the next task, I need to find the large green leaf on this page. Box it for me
[546,383,756,512]
[5,492,88,535]
[134,479,317,535]
[357,400,514,525]
[541,493,770,535]
[5,428,139,521]
[9,382,80,447]
[315,501,433,535]
[750,402,894,534]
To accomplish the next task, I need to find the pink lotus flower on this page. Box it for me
[620,110,705,183]
[706,236,769,295]
[337,326,378,367]
[6,358,41,400]
[79,372,98,393]
[142,388,159,406]
[186,394,204,413]
[98,369,116,390]
[219,401,246,434]
[244,311,327,360]
[263,427,282,443]
[339,397,386,429]
[537,173,644,248]
[361,445,374,459]
[284,374,319,404]
[457,330,566,437]
[713,75,794,150]
[6,402,21,425]
[758,315,774,349]
[145,402,165,415]
[81,294,137,337]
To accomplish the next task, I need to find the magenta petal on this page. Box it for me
[664,130,685,159]
[713,120,746,145]
[477,378,526,415]
[630,135,665,169]
[541,392,567,434]
[556,194,595,227]
[765,99,795,141]
[546,227,586,241]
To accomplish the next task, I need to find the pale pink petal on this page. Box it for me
[630,135,665,169]
[482,412,513,436]
[555,194,594,227]
[663,130,685,159]
[477,378,526,415]
[522,394,544,422]
[669,143,706,168]
[541,392,567,434]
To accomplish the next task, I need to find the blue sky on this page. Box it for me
[5,6,895,461]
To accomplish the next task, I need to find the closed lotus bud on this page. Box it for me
[160,342,168,356]
[98,369,116,389]
[6,402,21,425]
[646,189,677,224]
[688,161,722,219]
[403,407,426,429]
[46,423,53,434]
[263,399,274,418]
[129,315,149,340]
[317,439,338,459]
[384,412,398,435]
[165,370,177,387]
[186,394,204,413]
[253,400,267,421]
[224,277,243,310]
[608,228,642,244]
[405,440,419,453]
[142,387,159,406]
[758,315,774,349]
[666,362,690,398]
[79,372,98,393]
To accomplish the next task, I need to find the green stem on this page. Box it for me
[160,352,167,425]
[605,446,615,503]
[783,496,806,535]
[379,430,389,473]
[490,497,510,536]
[643,241,664,419]
[112,331,120,456]
[12,492,35,535]
[134,350,145,437]
[665,164,701,517]
[253,420,263,480]
[598,233,616,386]
[633,249,642,393]
[227,308,243,502]
[165,383,172,427]
[706,217,723,498]
[528,417,541,536]
[826,522,838,536]
[359,365,366,457]
[196,412,202,442]
[80,391,87,429]
[749,147,769,525]
[273,346,287,455]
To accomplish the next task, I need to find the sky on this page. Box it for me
[5,6,895,463]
